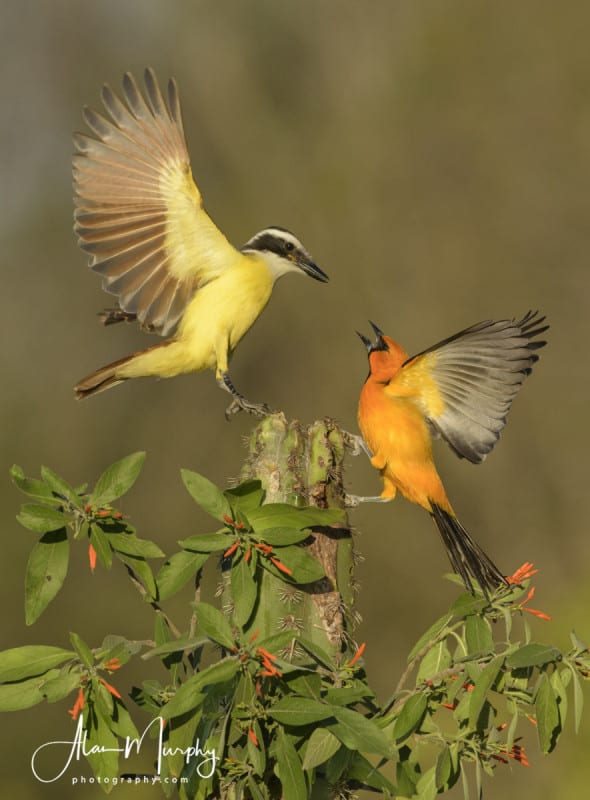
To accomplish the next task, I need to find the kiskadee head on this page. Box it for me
[242,227,329,283]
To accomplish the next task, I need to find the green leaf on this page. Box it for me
[41,670,81,703]
[161,658,239,718]
[248,718,266,777]
[89,523,113,569]
[567,662,584,733]
[231,556,257,627]
[248,503,344,532]
[40,466,82,508]
[269,697,336,726]
[265,545,325,584]
[416,640,451,684]
[10,465,57,502]
[156,550,208,601]
[89,451,145,506]
[179,532,232,552]
[302,727,341,770]
[468,656,504,729]
[394,693,428,742]
[465,614,494,655]
[25,529,69,625]
[97,634,142,665]
[107,532,164,558]
[297,637,335,669]
[224,480,265,515]
[84,701,120,782]
[0,673,58,710]
[284,672,323,701]
[449,592,487,618]
[181,469,231,521]
[109,699,140,741]
[193,603,235,650]
[0,646,74,682]
[329,706,392,757]
[435,743,459,791]
[536,672,560,753]
[346,752,396,793]
[257,527,313,546]
[415,765,438,800]
[17,504,67,534]
[506,643,562,669]
[324,683,375,707]
[275,726,307,800]
[115,551,157,599]
[407,613,453,663]
[70,632,94,667]
[143,637,208,659]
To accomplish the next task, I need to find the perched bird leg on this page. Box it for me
[342,432,373,458]
[218,371,271,420]
[345,494,392,508]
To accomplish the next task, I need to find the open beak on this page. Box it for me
[357,321,388,353]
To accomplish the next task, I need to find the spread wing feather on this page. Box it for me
[397,311,548,463]
[73,68,239,336]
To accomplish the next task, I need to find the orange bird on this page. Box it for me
[357,311,548,595]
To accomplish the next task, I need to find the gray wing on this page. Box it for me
[403,311,548,463]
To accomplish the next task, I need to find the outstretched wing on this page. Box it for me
[73,68,239,336]
[395,311,548,463]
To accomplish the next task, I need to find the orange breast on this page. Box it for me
[358,380,451,513]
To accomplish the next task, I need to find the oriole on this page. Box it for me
[73,69,328,417]
[357,312,548,594]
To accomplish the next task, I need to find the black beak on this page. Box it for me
[357,322,388,354]
[298,257,329,283]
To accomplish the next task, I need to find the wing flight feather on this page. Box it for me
[73,68,239,336]
[395,311,548,463]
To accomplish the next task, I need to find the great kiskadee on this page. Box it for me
[73,68,328,417]
[356,312,548,594]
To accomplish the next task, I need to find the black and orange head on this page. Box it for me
[357,322,408,381]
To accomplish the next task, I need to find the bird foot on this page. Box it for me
[224,396,271,421]
[345,494,392,508]
[342,433,373,458]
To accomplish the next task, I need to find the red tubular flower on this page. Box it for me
[99,678,122,700]
[223,514,234,526]
[247,727,259,747]
[507,562,539,584]
[270,557,293,576]
[256,647,283,678]
[507,743,530,767]
[103,658,122,672]
[519,584,552,621]
[348,642,366,667]
[68,687,85,720]
[88,543,97,572]
[223,541,239,558]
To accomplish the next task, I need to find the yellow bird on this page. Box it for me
[73,68,328,416]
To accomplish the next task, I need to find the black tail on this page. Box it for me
[430,503,507,596]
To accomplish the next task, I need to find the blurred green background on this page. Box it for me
[2,0,589,797]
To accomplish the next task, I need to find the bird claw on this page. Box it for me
[345,494,392,508]
[343,433,373,458]
[224,397,272,421]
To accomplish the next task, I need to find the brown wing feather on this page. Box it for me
[73,68,238,337]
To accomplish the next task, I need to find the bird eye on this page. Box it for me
[284,241,294,252]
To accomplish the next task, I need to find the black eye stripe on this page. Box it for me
[242,231,301,257]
